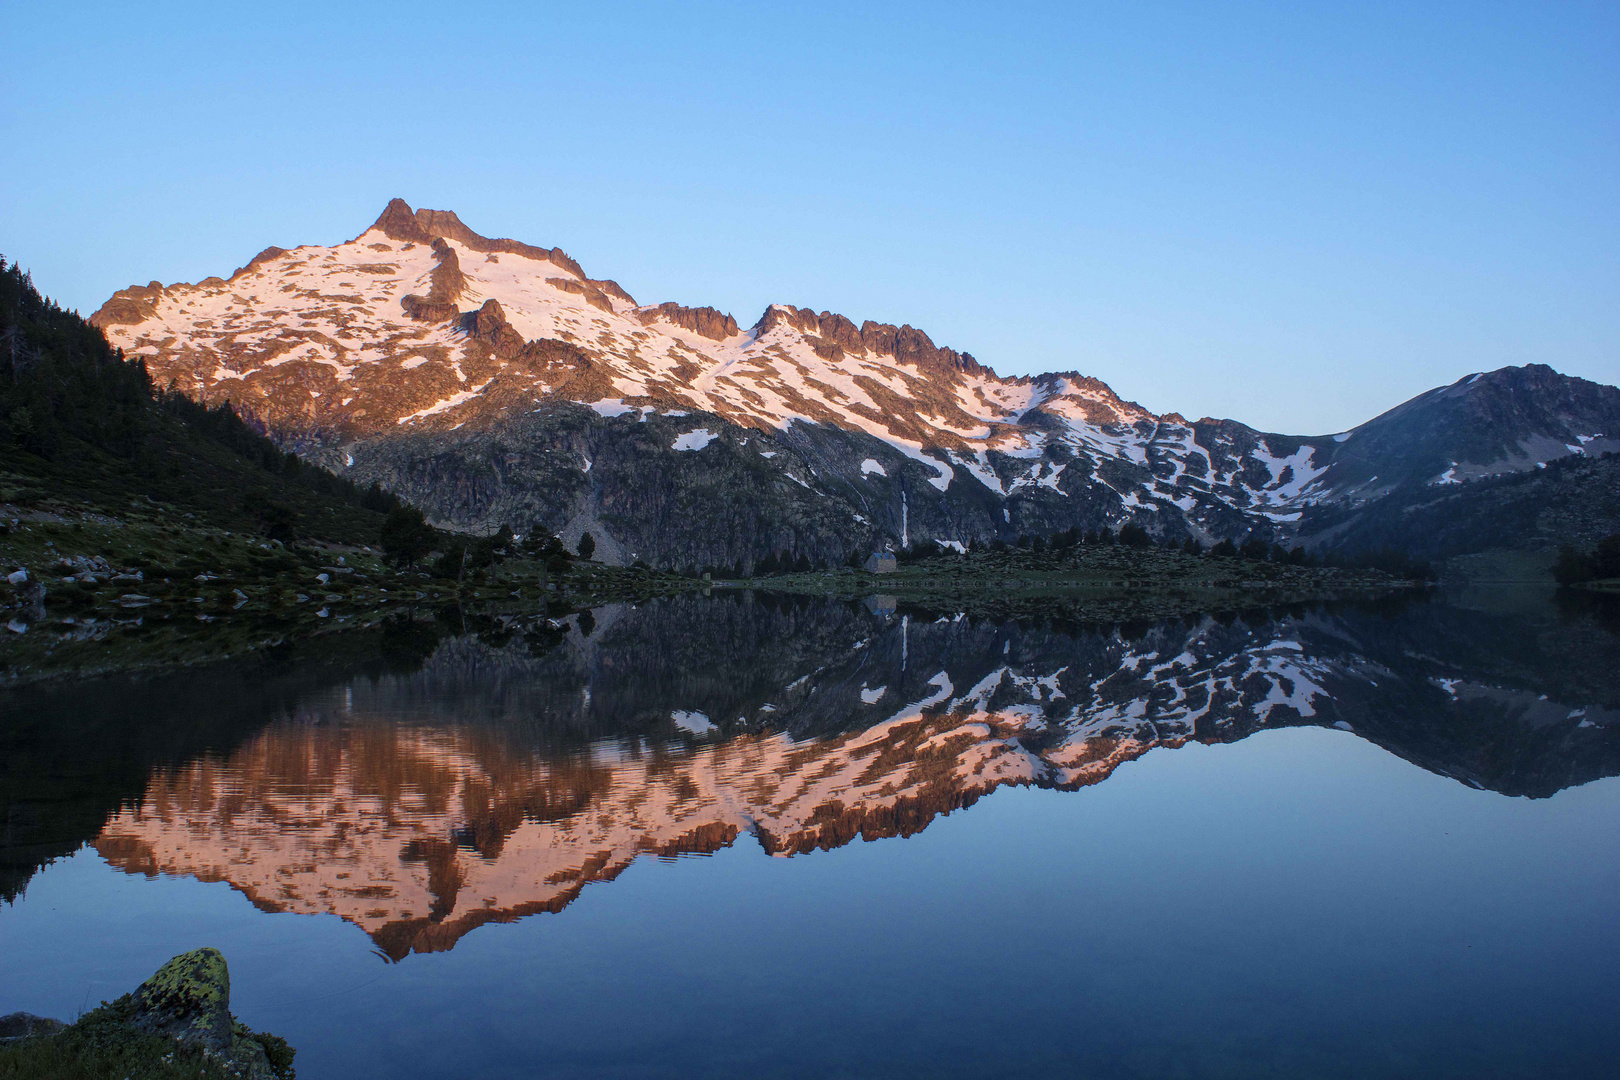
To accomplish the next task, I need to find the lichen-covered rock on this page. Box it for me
[131,947,233,1054]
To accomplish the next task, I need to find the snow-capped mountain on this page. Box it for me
[91,200,1620,565]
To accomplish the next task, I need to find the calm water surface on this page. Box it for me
[3,589,1618,1079]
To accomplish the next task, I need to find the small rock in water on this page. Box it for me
[5,569,27,586]
[0,1011,64,1042]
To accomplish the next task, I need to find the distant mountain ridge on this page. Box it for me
[90,200,1620,567]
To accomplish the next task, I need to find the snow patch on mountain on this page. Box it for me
[397,379,496,425]
[672,428,716,451]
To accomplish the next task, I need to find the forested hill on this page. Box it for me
[0,257,403,545]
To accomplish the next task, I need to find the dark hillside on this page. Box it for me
[0,257,401,544]
[1299,452,1620,561]
[1308,365,1620,494]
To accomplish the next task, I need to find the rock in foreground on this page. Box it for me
[0,948,294,1080]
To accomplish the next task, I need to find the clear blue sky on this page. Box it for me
[3,1,1615,433]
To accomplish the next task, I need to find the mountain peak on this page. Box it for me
[89,200,1620,567]
[412,207,485,250]
[365,200,587,280]
[370,198,432,244]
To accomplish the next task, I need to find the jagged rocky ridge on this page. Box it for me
[92,200,1620,567]
[75,590,1620,959]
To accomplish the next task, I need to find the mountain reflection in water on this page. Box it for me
[7,590,1620,961]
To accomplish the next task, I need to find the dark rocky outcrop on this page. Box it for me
[372,196,434,244]
[339,403,1237,570]
[456,300,606,400]
[546,276,617,312]
[399,238,468,322]
[0,1012,64,1042]
[399,294,459,322]
[229,247,287,282]
[753,305,992,379]
[399,202,591,280]
[462,299,526,358]
[588,277,636,306]
[639,302,740,341]
[89,281,165,327]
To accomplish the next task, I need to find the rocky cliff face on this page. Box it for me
[91,200,1620,565]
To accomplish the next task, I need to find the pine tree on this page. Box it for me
[1119,523,1152,548]
[381,506,434,567]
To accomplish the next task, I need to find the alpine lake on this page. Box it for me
[3,580,1618,1080]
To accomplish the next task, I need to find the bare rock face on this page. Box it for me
[589,277,637,306]
[752,305,990,378]
[410,205,589,280]
[545,248,586,279]
[372,197,433,244]
[546,276,616,313]
[426,239,467,302]
[231,246,287,281]
[463,299,527,358]
[399,238,467,321]
[89,281,164,327]
[411,207,485,248]
[400,294,460,322]
[637,302,740,340]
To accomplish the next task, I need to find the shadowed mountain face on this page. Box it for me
[89,201,1620,566]
[3,591,1608,959]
